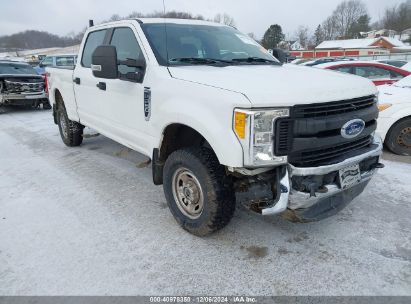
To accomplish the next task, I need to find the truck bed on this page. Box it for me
[46,66,78,121]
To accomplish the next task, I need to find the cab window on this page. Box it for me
[41,57,53,67]
[109,27,144,75]
[82,30,107,68]
[56,56,76,67]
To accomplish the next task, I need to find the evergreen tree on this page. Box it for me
[348,14,371,38]
[314,25,325,46]
[261,24,285,49]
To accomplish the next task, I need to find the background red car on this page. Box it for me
[315,61,411,86]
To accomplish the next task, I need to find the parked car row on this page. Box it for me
[291,57,411,156]
[315,61,411,86]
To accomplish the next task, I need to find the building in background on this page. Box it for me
[290,37,411,59]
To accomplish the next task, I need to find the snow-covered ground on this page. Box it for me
[0,107,410,296]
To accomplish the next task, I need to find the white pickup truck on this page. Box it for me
[47,18,383,236]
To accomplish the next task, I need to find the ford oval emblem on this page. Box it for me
[341,119,365,139]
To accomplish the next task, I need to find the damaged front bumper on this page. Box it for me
[261,135,383,221]
[0,92,48,105]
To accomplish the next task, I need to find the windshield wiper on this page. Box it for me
[231,57,281,65]
[169,57,232,65]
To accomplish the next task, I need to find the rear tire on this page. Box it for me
[163,147,236,236]
[57,102,84,147]
[385,118,411,156]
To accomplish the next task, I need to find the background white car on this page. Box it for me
[401,61,411,72]
[377,75,411,155]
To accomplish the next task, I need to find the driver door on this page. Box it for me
[93,26,151,155]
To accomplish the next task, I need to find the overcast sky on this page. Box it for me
[0,0,404,39]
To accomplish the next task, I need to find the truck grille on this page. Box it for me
[292,95,376,118]
[288,136,373,167]
[5,80,44,94]
[275,95,378,167]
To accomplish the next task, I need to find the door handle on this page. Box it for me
[96,82,106,91]
[73,77,81,85]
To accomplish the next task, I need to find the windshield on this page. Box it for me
[0,62,37,75]
[141,23,279,66]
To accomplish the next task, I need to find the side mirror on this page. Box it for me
[91,45,118,79]
[120,58,146,83]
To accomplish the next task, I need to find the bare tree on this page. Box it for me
[127,11,145,18]
[322,15,338,40]
[213,13,236,27]
[295,25,310,49]
[332,0,367,38]
[247,33,257,40]
[108,14,122,22]
[382,0,411,38]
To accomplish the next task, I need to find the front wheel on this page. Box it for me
[385,118,411,156]
[163,147,236,236]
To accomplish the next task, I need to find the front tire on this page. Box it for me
[385,118,411,156]
[163,147,236,236]
[57,102,84,147]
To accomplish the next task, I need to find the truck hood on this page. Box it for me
[168,64,377,107]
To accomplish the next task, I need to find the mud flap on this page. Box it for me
[53,104,58,124]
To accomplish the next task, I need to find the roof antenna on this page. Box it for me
[89,20,94,27]
[163,0,170,65]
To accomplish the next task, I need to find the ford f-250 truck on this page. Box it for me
[47,19,383,236]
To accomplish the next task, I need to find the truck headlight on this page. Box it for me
[234,108,290,167]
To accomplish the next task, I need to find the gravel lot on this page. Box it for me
[0,107,410,296]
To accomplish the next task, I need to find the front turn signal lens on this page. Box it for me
[234,111,247,139]
[378,103,392,112]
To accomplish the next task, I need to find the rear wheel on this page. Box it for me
[57,102,84,147]
[385,117,411,156]
[163,147,236,236]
